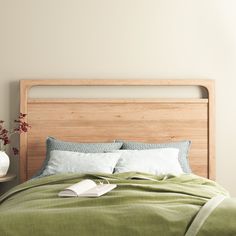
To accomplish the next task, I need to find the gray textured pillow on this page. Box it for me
[115,140,191,173]
[35,137,123,177]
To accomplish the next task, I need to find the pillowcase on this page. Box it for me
[42,150,121,176]
[35,137,123,177]
[112,148,183,176]
[115,140,191,173]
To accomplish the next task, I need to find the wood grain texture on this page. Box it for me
[20,79,215,182]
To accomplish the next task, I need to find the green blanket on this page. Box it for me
[0,172,234,236]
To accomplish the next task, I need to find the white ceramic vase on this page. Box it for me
[0,151,10,177]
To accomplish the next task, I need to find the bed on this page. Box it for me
[0,79,236,236]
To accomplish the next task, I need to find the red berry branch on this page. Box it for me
[0,113,31,155]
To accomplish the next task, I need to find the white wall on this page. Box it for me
[1,0,236,195]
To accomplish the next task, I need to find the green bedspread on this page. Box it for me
[0,172,235,236]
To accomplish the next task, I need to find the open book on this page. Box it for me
[58,179,117,197]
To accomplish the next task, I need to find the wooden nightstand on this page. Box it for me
[0,174,16,195]
[0,174,16,182]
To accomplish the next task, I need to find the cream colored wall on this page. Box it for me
[0,0,236,195]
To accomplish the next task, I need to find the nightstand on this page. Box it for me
[0,173,16,182]
[0,173,16,195]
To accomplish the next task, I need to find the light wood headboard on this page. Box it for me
[20,79,215,182]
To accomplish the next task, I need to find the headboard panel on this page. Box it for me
[20,79,215,182]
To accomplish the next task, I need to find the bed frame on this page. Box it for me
[20,79,215,182]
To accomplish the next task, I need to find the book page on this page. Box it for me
[65,179,97,195]
[79,184,117,197]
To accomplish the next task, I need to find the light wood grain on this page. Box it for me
[19,79,214,87]
[20,79,215,182]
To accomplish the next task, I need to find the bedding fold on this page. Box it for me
[185,195,227,236]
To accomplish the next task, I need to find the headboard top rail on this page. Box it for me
[20,78,214,88]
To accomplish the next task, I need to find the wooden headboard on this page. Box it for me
[20,79,215,182]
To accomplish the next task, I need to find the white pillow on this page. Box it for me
[41,150,121,176]
[113,148,183,176]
